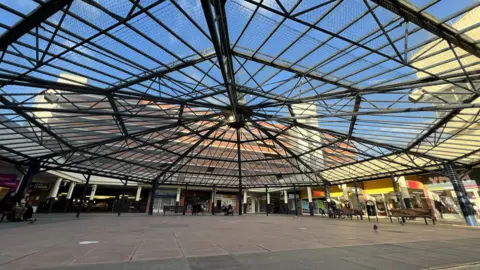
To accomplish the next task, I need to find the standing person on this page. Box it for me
[192,194,198,215]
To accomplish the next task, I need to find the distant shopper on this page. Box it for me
[23,199,37,223]
[227,204,233,216]
[192,194,198,215]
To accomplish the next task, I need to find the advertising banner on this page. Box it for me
[0,174,19,190]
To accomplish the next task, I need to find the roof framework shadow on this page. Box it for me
[0,0,479,187]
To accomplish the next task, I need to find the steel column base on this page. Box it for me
[64,199,71,212]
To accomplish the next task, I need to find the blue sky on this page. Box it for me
[0,0,478,147]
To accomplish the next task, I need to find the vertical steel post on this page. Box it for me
[237,128,242,215]
[76,172,90,218]
[293,184,298,217]
[148,179,157,216]
[324,182,332,218]
[118,178,128,216]
[212,185,216,215]
[16,159,40,199]
[444,162,479,226]
[183,183,188,215]
[353,180,363,220]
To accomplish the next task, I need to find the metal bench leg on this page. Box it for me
[424,217,428,225]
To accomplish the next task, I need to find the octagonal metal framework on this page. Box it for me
[0,0,479,188]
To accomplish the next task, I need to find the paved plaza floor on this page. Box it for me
[0,213,480,270]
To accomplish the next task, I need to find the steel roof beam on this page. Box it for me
[0,0,71,50]
[201,0,239,120]
[288,121,447,163]
[371,0,480,59]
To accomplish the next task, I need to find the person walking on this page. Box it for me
[192,194,198,215]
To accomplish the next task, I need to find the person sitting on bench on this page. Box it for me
[12,194,29,221]
[225,204,234,216]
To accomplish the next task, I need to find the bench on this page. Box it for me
[163,205,206,215]
[389,208,435,225]
[334,208,363,219]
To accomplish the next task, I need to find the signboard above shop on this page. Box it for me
[154,190,176,198]
[30,182,51,191]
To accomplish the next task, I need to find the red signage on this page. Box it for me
[407,180,423,190]
[0,174,19,190]
[313,191,325,197]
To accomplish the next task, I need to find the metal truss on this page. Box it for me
[0,0,480,188]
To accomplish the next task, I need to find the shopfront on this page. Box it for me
[152,190,177,214]
[215,192,237,212]
[301,189,326,215]
[363,178,396,217]
[418,172,480,217]
[184,190,211,213]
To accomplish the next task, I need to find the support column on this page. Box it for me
[76,172,90,218]
[243,191,247,214]
[87,184,97,212]
[251,197,256,213]
[148,179,157,216]
[307,187,314,216]
[293,184,298,217]
[284,190,289,215]
[118,179,128,216]
[211,185,216,215]
[398,176,412,208]
[237,128,243,216]
[265,185,269,216]
[183,183,188,215]
[175,187,181,213]
[444,162,479,226]
[16,159,40,199]
[135,186,142,212]
[391,176,404,209]
[47,178,62,214]
[391,176,405,223]
[64,182,75,212]
[353,180,363,220]
[325,182,332,218]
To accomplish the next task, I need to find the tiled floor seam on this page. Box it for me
[0,231,92,269]
[124,226,147,270]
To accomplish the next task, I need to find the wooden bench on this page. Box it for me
[334,208,363,219]
[389,208,435,225]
